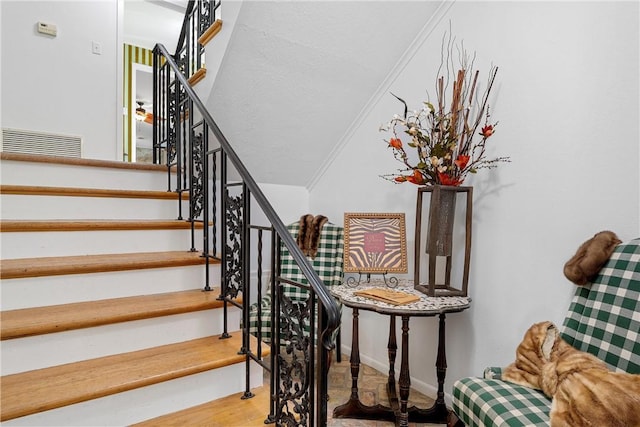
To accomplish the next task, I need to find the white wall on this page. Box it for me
[240,182,310,304]
[256,182,310,226]
[311,1,639,399]
[1,0,119,160]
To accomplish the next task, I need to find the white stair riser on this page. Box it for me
[1,228,204,259]
[1,266,214,310]
[1,194,182,220]
[0,160,176,191]
[0,160,257,424]
[2,362,264,427]
[1,308,242,375]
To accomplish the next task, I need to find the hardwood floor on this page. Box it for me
[136,357,445,427]
[327,360,444,427]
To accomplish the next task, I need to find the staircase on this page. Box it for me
[0,2,338,424]
[0,153,267,426]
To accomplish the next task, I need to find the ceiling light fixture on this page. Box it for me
[135,101,146,121]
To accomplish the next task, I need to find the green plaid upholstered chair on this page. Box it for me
[248,220,344,360]
[451,238,640,426]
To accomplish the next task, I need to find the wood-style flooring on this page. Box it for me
[138,357,445,427]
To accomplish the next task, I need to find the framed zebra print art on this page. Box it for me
[343,213,407,273]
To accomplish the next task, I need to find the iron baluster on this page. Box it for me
[152,38,340,425]
[209,144,218,259]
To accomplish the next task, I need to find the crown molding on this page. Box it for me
[307,0,456,191]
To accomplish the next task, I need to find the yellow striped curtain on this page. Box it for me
[123,44,154,162]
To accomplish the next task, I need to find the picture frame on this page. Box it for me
[343,212,408,273]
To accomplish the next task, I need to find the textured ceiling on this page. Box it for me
[207,1,443,187]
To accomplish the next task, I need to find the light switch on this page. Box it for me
[92,41,102,55]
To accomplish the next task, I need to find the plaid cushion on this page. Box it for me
[248,222,344,341]
[453,377,551,426]
[279,222,345,302]
[452,239,640,426]
[561,238,640,373]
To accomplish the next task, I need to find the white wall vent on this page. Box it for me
[1,128,83,158]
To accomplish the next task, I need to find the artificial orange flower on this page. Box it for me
[394,176,407,183]
[438,172,462,186]
[388,138,403,149]
[406,169,425,185]
[480,125,494,138]
[454,154,470,170]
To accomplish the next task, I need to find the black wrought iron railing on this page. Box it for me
[152,16,339,425]
[174,0,221,81]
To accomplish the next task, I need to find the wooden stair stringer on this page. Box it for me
[0,332,268,422]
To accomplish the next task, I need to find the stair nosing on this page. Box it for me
[0,333,264,422]
[0,152,174,173]
[198,19,223,46]
[1,289,230,340]
[0,250,216,280]
[132,385,270,427]
[187,67,207,86]
[0,185,188,200]
[0,219,206,232]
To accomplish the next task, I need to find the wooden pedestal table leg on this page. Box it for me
[386,315,399,411]
[333,308,395,422]
[406,313,450,423]
[397,315,411,427]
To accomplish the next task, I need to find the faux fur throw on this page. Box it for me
[563,231,621,286]
[296,214,328,258]
[503,321,640,427]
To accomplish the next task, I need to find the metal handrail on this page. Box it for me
[153,42,341,350]
[174,0,196,59]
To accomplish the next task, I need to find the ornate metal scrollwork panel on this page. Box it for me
[167,83,178,164]
[224,191,243,299]
[198,0,211,35]
[176,49,188,77]
[277,290,312,426]
[190,133,204,219]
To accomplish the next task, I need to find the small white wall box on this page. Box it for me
[37,22,57,37]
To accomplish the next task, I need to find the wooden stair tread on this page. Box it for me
[1,219,205,232]
[0,185,188,200]
[0,332,267,421]
[0,152,172,172]
[1,289,231,340]
[133,386,270,427]
[0,250,214,279]
[188,67,207,86]
[198,19,223,46]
